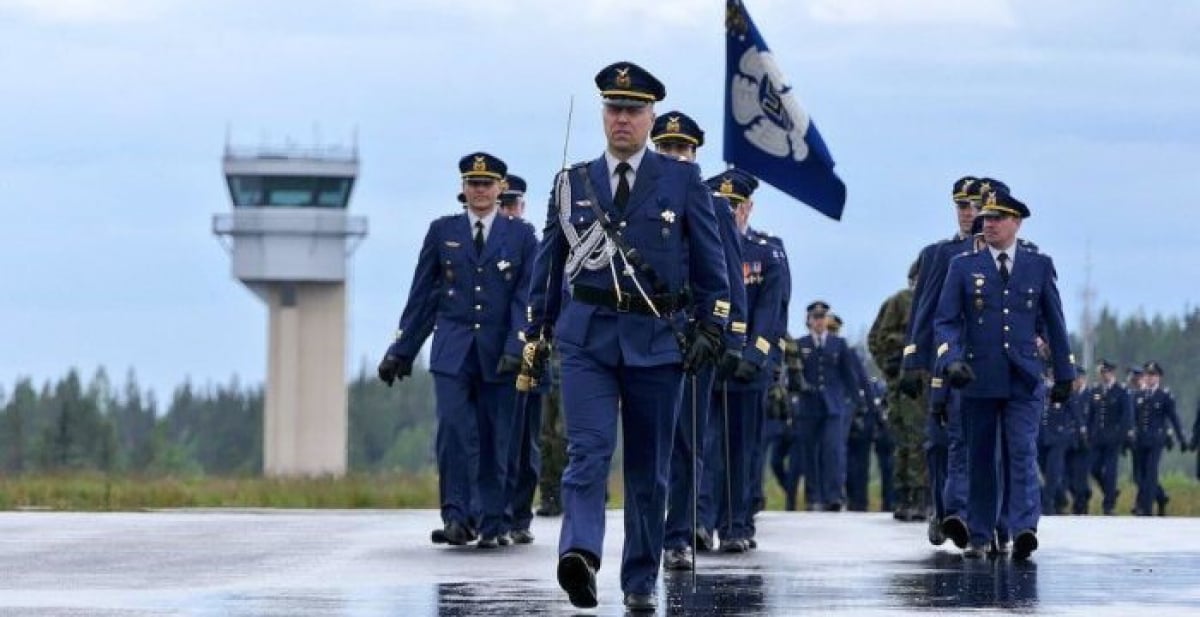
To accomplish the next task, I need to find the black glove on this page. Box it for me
[766,384,789,420]
[932,400,948,428]
[377,354,413,387]
[945,361,975,389]
[1049,380,1072,404]
[682,321,722,374]
[898,369,924,398]
[882,354,902,380]
[496,354,523,375]
[716,349,742,381]
[733,358,760,382]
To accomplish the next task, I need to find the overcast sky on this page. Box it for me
[3,0,1198,398]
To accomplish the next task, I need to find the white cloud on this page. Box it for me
[805,0,1016,26]
[0,0,165,23]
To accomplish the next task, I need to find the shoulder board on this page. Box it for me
[1018,238,1040,253]
[568,160,590,171]
[435,213,462,224]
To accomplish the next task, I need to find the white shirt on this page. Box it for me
[988,242,1017,274]
[604,147,647,198]
[467,208,498,242]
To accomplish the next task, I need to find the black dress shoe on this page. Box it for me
[746,538,758,550]
[694,528,714,552]
[477,536,500,549]
[536,499,563,517]
[497,532,512,546]
[824,502,845,512]
[927,518,946,546]
[719,538,747,553]
[941,516,969,549]
[1013,530,1038,561]
[510,529,535,544]
[434,521,474,546]
[557,551,598,609]
[623,592,656,612]
[663,547,693,571]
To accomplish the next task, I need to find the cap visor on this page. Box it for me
[604,97,649,109]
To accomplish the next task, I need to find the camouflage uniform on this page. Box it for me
[868,286,926,517]
[536,349,566,516]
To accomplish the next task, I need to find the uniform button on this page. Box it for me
[475,304,482,311]
[473,323,481,330]
[476,267,483,273]
[475,286,482,292]
[1003,308,1010,314]
[1004,325,1010,331]
[1004,343,1010,349]
[619,221,627,228]
[1003,290,1009,295]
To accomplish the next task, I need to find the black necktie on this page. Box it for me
[473,220,485,255]
[998,252,1010,284]
[614,161,631,213]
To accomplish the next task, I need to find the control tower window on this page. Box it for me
[228,175,354,209]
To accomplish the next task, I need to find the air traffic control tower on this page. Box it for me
[213,142,367,477]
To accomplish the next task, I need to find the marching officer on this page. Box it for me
[1086,360,1133,515]
[793,301,863,511]
[497,174,544,544]
[831,313,878,512]
[523,61,730,613]
[934,190,1075,560]
[649,111,747,570]
[1063,368,1092,515]
[705,170,783,552]
[1038,366,1087,515]
[1130,361,1185,516]
[378,152,537,548]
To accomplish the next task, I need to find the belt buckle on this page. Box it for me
[615,292,631,313]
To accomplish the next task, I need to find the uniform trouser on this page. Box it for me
[846,436,872,511]
[557,340,682,596]
[698,381,726,534]
[745,391,766,536]
[538,386,566,505]
[1132,444,1166,515]
[704,388,761,541]
[1038,442,1068,514]
[505,391,542,532]
[874,428,896,510]
[664,367,715,550]
[1089,443,1121,512]
[788,413,841,506]
[942,390,970,521]
[1065,445,1091,513]
[961,397,1041,546]
[434,362,515,538]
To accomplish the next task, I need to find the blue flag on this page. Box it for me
[723,0,846,220]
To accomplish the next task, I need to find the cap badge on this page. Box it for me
[615,67,632,88]
[665,116,681,133]
[473,156,488,173]
[720,178,734,195]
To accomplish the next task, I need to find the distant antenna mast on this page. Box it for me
[1080,239,1096,382]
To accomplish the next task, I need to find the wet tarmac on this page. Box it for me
[0,509,1197,615]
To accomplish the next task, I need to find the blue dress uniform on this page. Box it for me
[709,206,783,548]
[793,306,863,510]
[383,153,537,544]
[934,192,1074,558]
[525,62,730,607]
[650,113,749,562]
[1131,362,1185,516]
[1037,369,1085,515]
[844,348,881,512]
[749,229,790,539]
[1085,364,1134,515]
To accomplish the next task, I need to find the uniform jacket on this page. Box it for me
[389,211,537,382]
[525,150,730,366]
[796,332,862,416]
[933,242,1074,400]
[711,195,748,353]
[729,228,784,391]
[1040,386,1086,447]
[1133,387,1185,447]
[1085,382,1134,446]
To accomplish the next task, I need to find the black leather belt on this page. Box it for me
[570,284,683,315]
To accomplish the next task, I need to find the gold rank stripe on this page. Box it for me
[903,344,916,356]
[778,338,787,351]
[713,299,731,318]
[652,133,700,146]
[931,378,944,388]
[730,321,747,334]
[937,343,949,357]
[756,337,771,354]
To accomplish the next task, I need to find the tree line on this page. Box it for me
[1,306,1196,477]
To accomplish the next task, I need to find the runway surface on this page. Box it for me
[0,509,1197,615]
